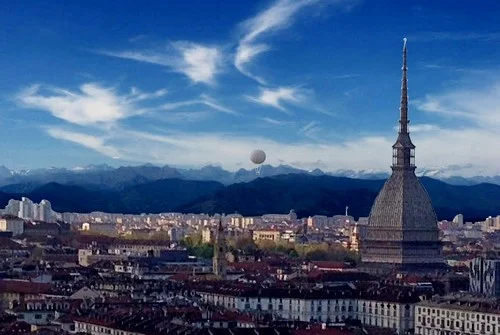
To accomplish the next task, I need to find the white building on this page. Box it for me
[196,283,420,334]
[415,295,500,335]
[453,214,464,225]
[3,197,55,222]
[18,197,34,220]
[4,199,20,216]
[39,199,53,222]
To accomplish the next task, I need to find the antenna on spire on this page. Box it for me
[399,37,409,135]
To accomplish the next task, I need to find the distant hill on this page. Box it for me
[177,174,500,221]
[1,174,500,221]
[3,163,500,189]
[0,179,224,214]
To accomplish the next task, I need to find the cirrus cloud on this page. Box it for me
[100,41,223,85]
[17,83,165,126]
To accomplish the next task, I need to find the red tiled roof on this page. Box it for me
[293,327,354,335]
[0,280,53,295]
[169,273,191,282]
[311,261,351,269]
[0,238,25,250]
[232,261,273,271]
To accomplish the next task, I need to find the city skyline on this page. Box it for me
[1,0,499,176]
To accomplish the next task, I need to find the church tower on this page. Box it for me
[213,218,227,278]
[361,39,444,271]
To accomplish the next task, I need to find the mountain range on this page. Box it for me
[0,164,499,191]
[0,172,499,221]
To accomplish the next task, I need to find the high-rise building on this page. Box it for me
[39,199,53,222]
[361,39,443,271]
[18,197,34,220]
[470,256,500,297]
[452,214,464,225]
[5,199,20,217]
[212,218,227,278]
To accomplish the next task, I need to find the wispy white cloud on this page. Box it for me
[17,83,158,126]
[235,44,270,84]
[128,87,168,101]
[101,41,223,85]
[331,74,361,79]
[234,0,353,82]
[235,0,304,82]
[48,74,500,177]
[246,86,305,111]
[150,111,213,124]
[260,116,292,126]
[415,84,500,127]
[161,95,237,115]
[410,31,500,42]
[112,124,500,177]
[300,121,321,139]
[46,128,121,159]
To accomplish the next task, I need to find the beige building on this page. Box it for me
[252,230,281,242]
[78,249,126,267]
[0,215,25,236]
[81,222,117,237]
[202,227,214,243]
[415,295,500,335]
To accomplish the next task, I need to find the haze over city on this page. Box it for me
[1,0,499,176]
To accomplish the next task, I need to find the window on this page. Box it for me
[35,314,42,320]
[404,304,410,318]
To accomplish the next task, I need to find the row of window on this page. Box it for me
[418,307,499,323]
[417,317,500,333]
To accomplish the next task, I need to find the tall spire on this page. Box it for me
[399,37,409,134]
[392,38,415,170]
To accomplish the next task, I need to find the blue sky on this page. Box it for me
[1,0,499,176]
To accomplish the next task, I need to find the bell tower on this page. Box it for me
[213,218,227,278]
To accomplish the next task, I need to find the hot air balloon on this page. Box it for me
[250,149,266,175]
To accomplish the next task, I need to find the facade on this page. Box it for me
[5,197,55,222]
[38,200,53,222]
[253,230,281,242]
[0,280,52,309]
[262,210,297,223]
[78,249,126,267]
[197,284,419,335]
[361,39,443,271]
[213,219,227,278]
[81,222,117,236]
[349,223,360,252]
[415,295,500,335]
[470,257,500,297]
[202,227,214,243]
[0,215,25,236]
